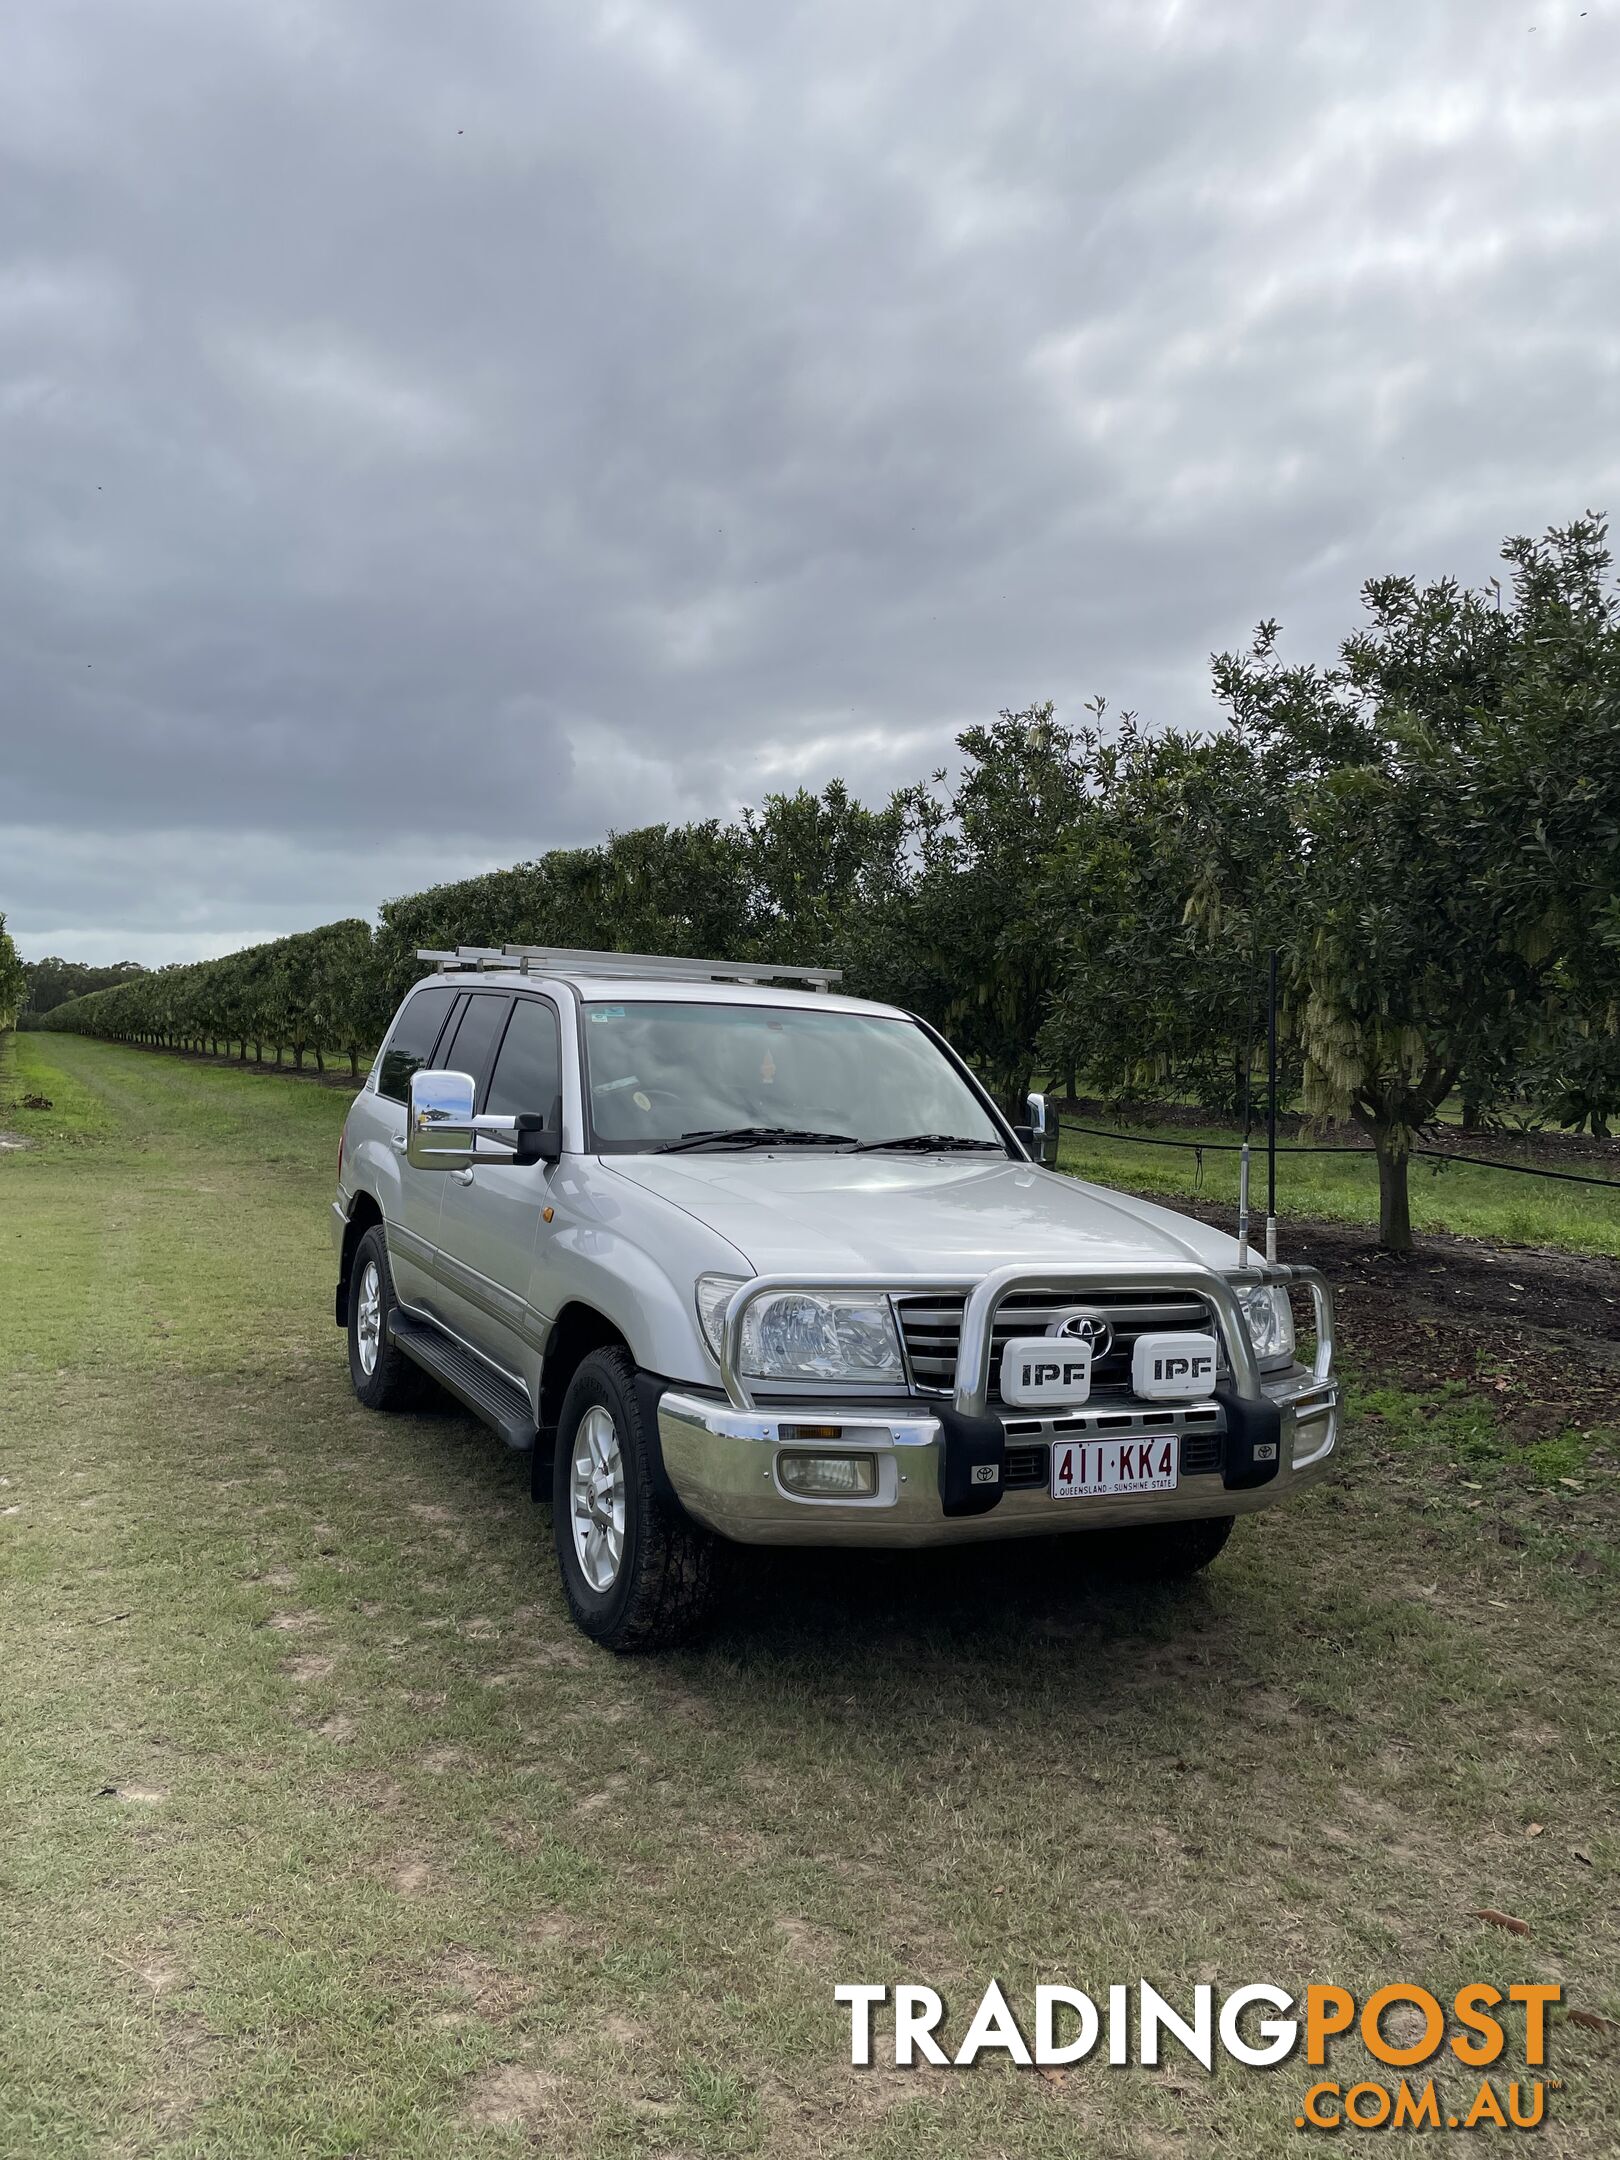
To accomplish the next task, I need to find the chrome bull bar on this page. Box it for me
[718,1262,1335,1415]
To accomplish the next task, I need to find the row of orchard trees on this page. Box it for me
[40,517,1620,1247]
[44,920,381,1078]
[37,788,907,1081]
[0,912,26,1030]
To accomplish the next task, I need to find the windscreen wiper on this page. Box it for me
[654,1125,858,1154]
[851,1133,1007,1153]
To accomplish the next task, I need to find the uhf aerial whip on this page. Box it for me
[1236,977,1256,1270]
[1265,947,1280,1264]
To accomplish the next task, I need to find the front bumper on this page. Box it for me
[662,1257,1339,1548]
[657,1365,1340,1547]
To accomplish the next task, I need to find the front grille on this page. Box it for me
[1003,1444,1049,1490]
[1181,1428,1223,1476]
[1001,1428,1225,1492]
[896,1288,1212,1402]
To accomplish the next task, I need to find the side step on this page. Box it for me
[389,1310,536,1451]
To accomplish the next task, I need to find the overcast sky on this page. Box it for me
[4,0,1617,963]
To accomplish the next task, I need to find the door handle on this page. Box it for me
[391,1133,407,1153]
[455,1167,475,1186]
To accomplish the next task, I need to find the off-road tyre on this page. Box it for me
[1089,1514,1235,1580]
[346,1224,428,1412]
[552,1346,717,1651]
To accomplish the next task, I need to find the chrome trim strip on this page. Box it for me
[898,1295,1205,1329]
[430,1245,549,1348]
[386,1220,437,1270]
[1000,1400,1223,1439]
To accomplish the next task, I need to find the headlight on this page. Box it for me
[696,1274,904,1382]
[1236,1282,1295,1368]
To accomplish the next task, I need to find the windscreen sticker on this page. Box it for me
[588,1005,626,1020]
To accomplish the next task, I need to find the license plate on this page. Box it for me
[1050,1433,1178,1500]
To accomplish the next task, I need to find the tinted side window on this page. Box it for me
[441,992,514,1103]
[486,998,562,1122]
[376,986,458,1104]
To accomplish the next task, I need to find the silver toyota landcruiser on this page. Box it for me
[333,946,1339,1650]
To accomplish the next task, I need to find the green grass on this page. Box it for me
[3,1033,1618,2157]
[1055,1115,1620,1258]
[1354,1376,1609,1488]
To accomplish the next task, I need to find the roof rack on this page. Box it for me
[417,944,842,992]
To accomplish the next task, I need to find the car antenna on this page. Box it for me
[1237,973,1256,1269]
[1265,947,1280,1265]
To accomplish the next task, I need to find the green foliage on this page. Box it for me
[39,783,906,1070]
[890,705,1093,1111]
[1040,716,1301,1117]
[34,518,1620,1249]
[0,912,26,1031]
[1207,514,1620,1244]
[41,920,379,1076]
[17,955,145,1023]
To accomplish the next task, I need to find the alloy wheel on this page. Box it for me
[570,1404,626,1592]
[355,1258,381,1376]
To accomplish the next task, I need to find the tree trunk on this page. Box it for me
[1375,1138,1413,1253]
[314,1047,324,1074]
[349,1048,360,1082]
[1460,1085,1482,1133]
[997,1067,1033,1122]
[292,1043,304,1071]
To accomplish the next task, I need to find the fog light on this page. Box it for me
[777,1451,877,1498]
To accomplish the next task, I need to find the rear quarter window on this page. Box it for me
[486,997,562,1121]
[439,992,515,1106]
[375,986,458,1104]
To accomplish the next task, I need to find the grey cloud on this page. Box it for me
[3,0,1618,957]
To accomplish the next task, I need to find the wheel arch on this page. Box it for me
[535,1304,686,1510]
[335,1191,385,1325]
[539,1302,631,1440]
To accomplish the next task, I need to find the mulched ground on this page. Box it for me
[1163,1195,1620,1438]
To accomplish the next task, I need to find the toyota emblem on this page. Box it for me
[1050,1308,1114,1360]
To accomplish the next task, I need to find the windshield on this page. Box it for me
[580,1000,1007,1155]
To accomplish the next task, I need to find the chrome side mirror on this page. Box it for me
[406,1070,559,1170]
[1015,1089,1060,1167]
[407,1069,477,1169]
